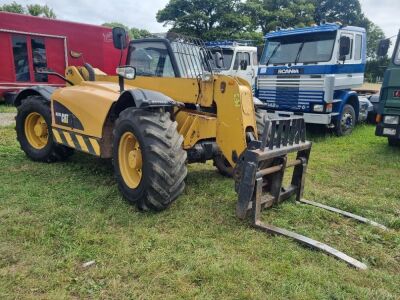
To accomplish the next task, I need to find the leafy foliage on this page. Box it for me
[0,1,56,18]
[102,22,152,40]
[244,0,315,34]
[156,0,252,40]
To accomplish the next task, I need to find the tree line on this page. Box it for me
[156,0,385,61]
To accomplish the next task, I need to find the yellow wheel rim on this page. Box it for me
[24,112,49,150]
[118,132,143,189]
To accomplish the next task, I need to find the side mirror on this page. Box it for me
[377,39,390,57]
[116,66,136,80]
[112,27,128,50]
[214,52,223,69]
[339,36,351,59]
[70,51,82,59]
[240,60,248,70]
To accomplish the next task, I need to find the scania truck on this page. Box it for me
[256,23,367,135]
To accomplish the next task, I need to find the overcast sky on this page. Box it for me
[0,0,398,38]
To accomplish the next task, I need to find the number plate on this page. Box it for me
[383,128,396,136]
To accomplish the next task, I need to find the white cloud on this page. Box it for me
[360,0,399,38]
[0,0,170,32]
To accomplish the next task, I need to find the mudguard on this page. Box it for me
[122,88,183,108]
[14,86,57,107]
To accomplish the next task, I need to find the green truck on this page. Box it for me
[376,31,400,146]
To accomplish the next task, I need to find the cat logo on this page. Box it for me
[55,112,69,124]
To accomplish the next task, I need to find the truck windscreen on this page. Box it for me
[261,31,336,65]
[210,49,234,70]
[394,42,400,65]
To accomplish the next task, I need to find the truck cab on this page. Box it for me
[256,23,367,135]
[376,31,400,146]
[206,41,258,92]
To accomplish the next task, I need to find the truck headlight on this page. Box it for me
[313,104,324,112]
[384,115,399,125]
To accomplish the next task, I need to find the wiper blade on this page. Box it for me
[294,42,305,65]
[266,43,281,66]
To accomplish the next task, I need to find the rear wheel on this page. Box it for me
[336,104,356,136]
[213,109,268,177]
[113,108,187,211]
[388,138,400,147]
[15,96,74,162]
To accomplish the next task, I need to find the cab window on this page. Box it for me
[128,42,175,77]
[340,34,354,61]
[12,35,30,81]
[233,52,250,70]
[354,34,362,61]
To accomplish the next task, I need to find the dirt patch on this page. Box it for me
[0,113,16,127]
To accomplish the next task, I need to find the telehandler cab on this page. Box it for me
[14,28,386,269]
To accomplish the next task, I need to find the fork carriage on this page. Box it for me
[235,116,386,270]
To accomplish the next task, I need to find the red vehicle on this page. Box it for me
[0,12,122,102]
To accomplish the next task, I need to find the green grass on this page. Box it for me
[0,124,399,299]
[0,104,16,113]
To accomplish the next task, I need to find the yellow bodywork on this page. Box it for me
[51,66,257,166]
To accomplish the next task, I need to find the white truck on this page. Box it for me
[206,41,258,92]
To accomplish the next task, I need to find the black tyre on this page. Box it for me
[388,138,400,147]
[15,96,74,162]
[113,108,187,211]
[213,109,268,177]
[336,104,356,136]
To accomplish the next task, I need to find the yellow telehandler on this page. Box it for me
[14,28,385,269]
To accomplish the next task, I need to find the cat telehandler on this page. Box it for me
[14,28,386,269]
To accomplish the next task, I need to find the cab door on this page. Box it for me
[233,51,256,91]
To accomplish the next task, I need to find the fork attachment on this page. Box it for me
[235,116,386,270]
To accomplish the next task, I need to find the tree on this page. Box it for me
[312,0,385,60]
[0,1,24,13]
[26,4,56,19]
[244,0,315,35]
[102,22,151,39]
[156,0,252,40]
[0,1,56,18]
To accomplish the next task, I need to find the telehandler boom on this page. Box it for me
[14,28,386,269]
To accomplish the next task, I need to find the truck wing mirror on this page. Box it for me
[240,60,248,70]
[339,36,351,59]
[112,27,128,50]
[214,52,223,69]
[377,39,390,57]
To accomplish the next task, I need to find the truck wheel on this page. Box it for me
[15,96,74,162]
[213,109,268,177]
[113,108,187,211]
[388,138,400,147]
[336,104,356,136]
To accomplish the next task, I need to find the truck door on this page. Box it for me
[233,51,254,88]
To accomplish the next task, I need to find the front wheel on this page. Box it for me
[336,104,356,136]
[113,108,187,211]
[15,96,74,162]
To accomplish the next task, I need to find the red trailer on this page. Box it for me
[0,12,122,102]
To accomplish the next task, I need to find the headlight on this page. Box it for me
[384,115,399,125]
[313,104,324,112]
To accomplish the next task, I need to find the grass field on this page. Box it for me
[0,104,16,113]
[0,122,399,299]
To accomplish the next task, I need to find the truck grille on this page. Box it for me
[257,76,325,111]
